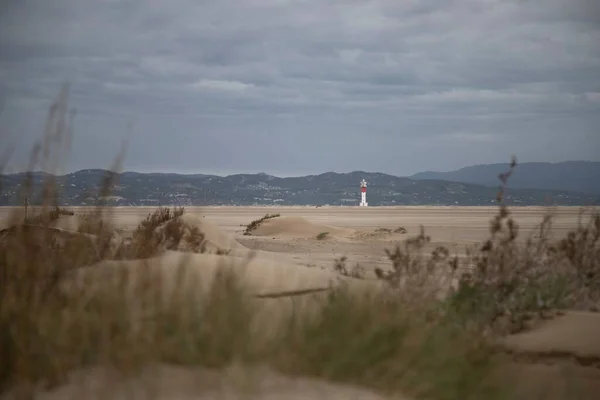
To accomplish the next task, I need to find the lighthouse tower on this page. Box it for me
[359,179,368,207]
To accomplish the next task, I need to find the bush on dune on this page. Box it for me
[243,213,280,235]
[22,206,75,226]
[373,157,599,335]
[114,206,207,259]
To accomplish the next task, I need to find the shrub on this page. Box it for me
[114,207,207,259]
[333,256,366,279]
[375,228,391,233]
[24,206,75,225]
[243,213,280,235]
[316,231,329,240]
[368,157,600,334]
[394,226,407,234]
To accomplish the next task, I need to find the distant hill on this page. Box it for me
[1,169,598,207]
[411,161,600,194]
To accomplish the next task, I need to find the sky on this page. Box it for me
[0,0,599,177]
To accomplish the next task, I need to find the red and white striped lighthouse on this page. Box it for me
[359,179,368,206]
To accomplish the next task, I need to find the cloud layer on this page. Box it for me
[1,0,599,176]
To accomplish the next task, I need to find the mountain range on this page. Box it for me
[1,161,598,207]
[411,161,600,195]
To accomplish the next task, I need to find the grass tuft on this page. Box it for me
[316,231,329,240]
[243,213,280,235]
[394,226,407,234]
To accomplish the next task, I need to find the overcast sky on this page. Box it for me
[1,0,599,177]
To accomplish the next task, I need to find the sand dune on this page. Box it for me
[496,311,600,399]
[75,250,374,299]
[250,216,355,238]
[175,213,247,252]
[52,215,81,231]
[502,311,600,360]
[66,250,381,346]
[1,212,323,288]
[53,212,247,255]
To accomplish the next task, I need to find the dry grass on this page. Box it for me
[1,86,598,400]
[114,206,204,259]
[394,226,407,234]
[23,206,75,225]
[374,227,406,234]
[243,213,280,235]
[372,157,599,334]
[333,256,366,279]
[316,231,329,240]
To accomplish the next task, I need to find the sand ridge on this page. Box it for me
[177,213,248,251]
[501,311,600,362]
[249,216,356,239]
[79,250,359,298]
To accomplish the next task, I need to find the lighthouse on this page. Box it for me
[359,179,368,207]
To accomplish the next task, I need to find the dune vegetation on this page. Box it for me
[243,213,281,235]
[1,87,599,399]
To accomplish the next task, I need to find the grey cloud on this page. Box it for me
[0,0,599,176]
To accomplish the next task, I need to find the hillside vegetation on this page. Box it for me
[411,161,600,195]
[1,168,598,207]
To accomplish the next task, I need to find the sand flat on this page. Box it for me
[1,205,591,233]
[1,206,594,273]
